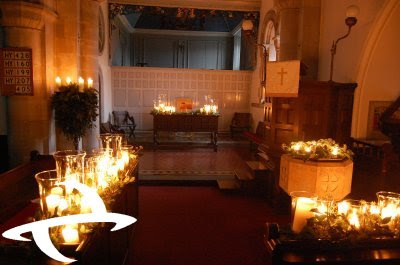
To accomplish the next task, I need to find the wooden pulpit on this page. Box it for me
[263,80,357,211]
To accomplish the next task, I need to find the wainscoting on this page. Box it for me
[111,66,252,131]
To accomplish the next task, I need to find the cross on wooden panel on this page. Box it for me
[278,68,288,85]
[266,60,300,97]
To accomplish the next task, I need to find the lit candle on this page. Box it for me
[381,203,397,219]
[292,143,301,151]
[51,186,63,196]
[292,197,316,233]
[57,198,69,215]
[66,76,72,85]
[369,203,380,215]
[337,201,350,215]
[78,76,84,92]
[121,151,130,166]
[62,225,79,244]
[80,196,91,213]
[331,146,339,156]
[87,78,93,89]
[55,76,61,89]
[348,208,360,229]
[46,194,61,216]
[117,159,125,171]
[317,202,328,215]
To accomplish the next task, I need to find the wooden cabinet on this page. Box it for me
[265,80,357,151]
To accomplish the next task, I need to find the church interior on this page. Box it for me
[0,0,400,264]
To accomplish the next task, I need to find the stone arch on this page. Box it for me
[352,0,400,137]
[259,9,279,61]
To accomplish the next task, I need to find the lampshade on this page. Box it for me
[242,19,254,31]
[346,5,359,18]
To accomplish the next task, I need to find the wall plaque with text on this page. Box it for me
[0,48,34,96]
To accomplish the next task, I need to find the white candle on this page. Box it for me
[80,196,91,213]
[87,78,93,89]
[66,76,72,85]
[55,76,61,89]
[51,186,63,196]
[78,76,84,92]
[46,194,61,216]
[62,225,79,244]
[337,201,350,215]
[348,208,360,229]
[292,197,316,233]
[57,198,69,215]
[117,159,125,171]
[381,203,397,219]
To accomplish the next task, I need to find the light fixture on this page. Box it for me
[329,5,359,81]
[242,18,268,104]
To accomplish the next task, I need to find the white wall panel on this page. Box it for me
[111,66,252,131]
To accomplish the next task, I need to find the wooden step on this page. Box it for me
[217,179,241,190]
[235,169,254,181]
[246,161,269,171]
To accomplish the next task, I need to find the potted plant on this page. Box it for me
[51,83,98,149]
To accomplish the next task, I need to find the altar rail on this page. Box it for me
[111,67,252,131]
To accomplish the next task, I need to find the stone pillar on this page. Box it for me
[298,0,321,79]
[80,0,100,152]
[54,0,80,150]
[0,1,56,165]
[275,0,321,79]
[275,0,302,61]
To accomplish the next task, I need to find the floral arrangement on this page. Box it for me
[282,138,353,161]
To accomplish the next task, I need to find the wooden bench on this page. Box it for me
[0,151,54,223]
[243,121,267,150]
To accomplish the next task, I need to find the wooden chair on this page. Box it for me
[100,121,124,134]
[230,112,251,138]
[112,111,136,139]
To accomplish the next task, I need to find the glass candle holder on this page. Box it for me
[289,191,317,234]
[35,170,68,218]
[98,133,123,157]
[377,192,400,225]
[53,150,86,184]
[84,154,104,191]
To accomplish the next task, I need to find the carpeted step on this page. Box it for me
[246,161,269,171]
[234,169,254,181]
[217,179,241,190]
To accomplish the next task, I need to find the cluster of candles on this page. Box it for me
[55,76,94,92]
[199,104,218,115]
[35,134,138,245]
[153,102,176,114]
[283,139,353,160]
[291,191,400,236]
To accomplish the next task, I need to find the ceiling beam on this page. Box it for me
[109,0,261,11]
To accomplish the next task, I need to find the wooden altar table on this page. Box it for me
[152,113,219,151]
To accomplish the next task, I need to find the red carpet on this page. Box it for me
[130,185,289,265]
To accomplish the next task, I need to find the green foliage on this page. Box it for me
[51,83,98,148]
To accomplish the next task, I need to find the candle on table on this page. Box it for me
[62,225,79,244]
[292,197,316,233]
[55,76,61,89]
[87,78,93,89]
[51,186,63,196]
[46,194,61,216]
[337,201,350,215]
[348,208,360,229]
[78,77,84,92]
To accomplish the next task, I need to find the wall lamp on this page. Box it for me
[329,5,359,81]
[242,18,268,86]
